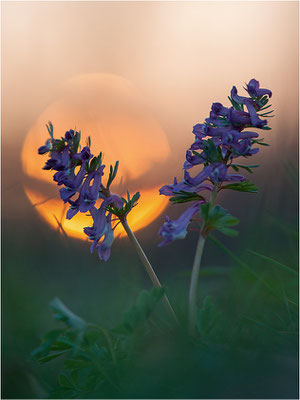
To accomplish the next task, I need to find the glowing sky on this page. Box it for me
[2,1,298,240]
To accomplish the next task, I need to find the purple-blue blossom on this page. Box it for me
[38,127,126,261]
[158,202,203,247]
[158,78,272,246]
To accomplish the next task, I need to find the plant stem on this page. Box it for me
[188,184,219,334]
[188,233,206,334]
[121,218,178,323]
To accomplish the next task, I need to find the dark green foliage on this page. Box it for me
[106,161,119,189]
[50,298,87,330]
[106,191,140,219]
[200,203,239,236]
[51,138,66,152]
[202,139,223,163]
[169,191,205,204]
[115,287,165,334]
[86,153,103,173]
[71,131,81,154]
[230,164,259,174]
[30,241,298,399]
[221,180,258,193]
[251,138,270,145]
[228,95,244,111]
[46,121,54,140]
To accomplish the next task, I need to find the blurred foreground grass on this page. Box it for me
[2,156,298,399]
[2,209,298,398]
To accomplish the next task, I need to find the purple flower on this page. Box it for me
[65,129,75,141]
[72,146,93,162]
[230,86,249,105]
[211,103,229,117]
[79,165,105,212]
[158,202,203,246]
[246,79,272,99]
[96,215,114,261]
[83,195,123,257]
[227,108,252,127]
[58,164,86,201]
[184,163,246,187]
[230,139,259,157]
[66,165,105,217]
[244,99,267,128]
[43,147,70,171]
[38,139,51,155]
[183,150,205,169]
[192,124,206,140]
[159,178,178,196]
[171,171,214,193]
[221,129,259,146]
[158,78,272,246]
[84,205,108,253]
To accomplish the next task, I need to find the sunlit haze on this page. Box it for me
[2,1,298,240]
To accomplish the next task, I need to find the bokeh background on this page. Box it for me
[2,1,298,398]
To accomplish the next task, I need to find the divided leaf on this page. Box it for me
[170,191,205,204]
[200,204,239,237]
[50,298,87,330]
[221,180,258,193]
[114,287,166,334]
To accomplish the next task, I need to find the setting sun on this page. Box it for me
[22,73,171,240]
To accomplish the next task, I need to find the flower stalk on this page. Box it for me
[121,218,178,323]
[188,232,206,334]
[158,78,273,334]
[188,184,219,334]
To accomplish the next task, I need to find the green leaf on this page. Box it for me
[50,298,87,330]
[106,161,119,188]
[58,374,74,389]
[230,164,259,174]
[51,139,66,152]
[200,204,239,236]
[251,138,270,146]
[259,104,272,111]
[249,250,298,276]
[39,351,69,364]
[86,136,91,147]
[107,191,140,219]
[199,203,210,224]
[228,96,243,111]
[71,131,81,154]
[202,139,223,163]
[46,121,54,139]
[258,110,274,117]
[31,329,64,360]
[221,180,258,193]
[192,150,206,160]
[170,191,205,204]
[196,296,221,337]
[115,287,166,334]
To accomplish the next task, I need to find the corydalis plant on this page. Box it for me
[38,125,177,321]
[39,125,129,261]
[158,79,273,333]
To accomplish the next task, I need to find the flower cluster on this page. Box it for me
[38,124,127,261]
[159,79,273,246]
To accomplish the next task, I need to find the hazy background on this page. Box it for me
[2,1,298,398]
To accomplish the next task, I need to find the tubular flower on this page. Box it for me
[158,79,273,246]
[38,126,127,261]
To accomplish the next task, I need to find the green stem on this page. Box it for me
[188,233,206,334]
[121,218,178,323]
[188,184,219,334]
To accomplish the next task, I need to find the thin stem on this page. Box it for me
[120,218,178,323]
[188,233,206,334]
[188,183,220,335]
